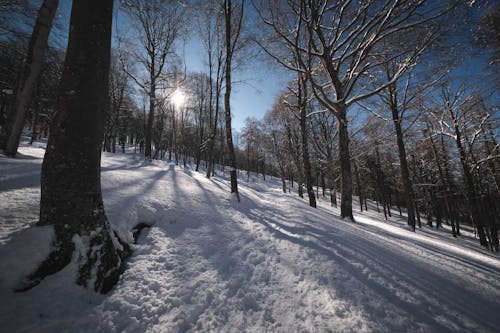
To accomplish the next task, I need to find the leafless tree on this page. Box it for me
[223,0,244,201]
[1,0,59,156]
[118,0,184,160]
[258,0,449,220]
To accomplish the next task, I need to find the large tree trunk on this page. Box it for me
[23,0,127,294]
[337,107,353,220]
[2,0,59,156]
[391,106,416,231]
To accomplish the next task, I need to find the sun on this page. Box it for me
[171,89,186,108]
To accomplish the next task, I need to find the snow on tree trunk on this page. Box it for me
[22,0,128,293]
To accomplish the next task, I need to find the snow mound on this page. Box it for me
[0,225,54,289]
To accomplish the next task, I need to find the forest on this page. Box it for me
[0,0,499,331]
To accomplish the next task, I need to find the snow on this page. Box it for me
[1,143,499,332]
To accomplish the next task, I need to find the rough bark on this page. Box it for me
[22,0,127,294]
[2,0,59,156]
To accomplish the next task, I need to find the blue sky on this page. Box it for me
[54,1,286,131]
[183,37,289,131]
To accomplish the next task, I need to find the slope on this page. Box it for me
[0,143,499,333]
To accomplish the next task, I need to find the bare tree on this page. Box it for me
[118,0,183,160]
[259,0,449,220]
[430,80,498,250]
[223,0,244,201]
[1,0,59,156]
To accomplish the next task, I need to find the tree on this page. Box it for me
[473,2,500,91]
[1,0,59,156]
[259,0,449,220]
[223,0,244,201]
[104,53,130,153]
[119,0,184,160]
[21,0,128,293]
[430,80,499,250]
[264,106,291,193]
[194,0,226,178]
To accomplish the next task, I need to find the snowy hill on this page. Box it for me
[1,144,499,333]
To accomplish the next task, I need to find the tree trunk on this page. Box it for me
[453,117,488,247]
[206,98,219,178]
[391,106,416,230]
[23,0,127,294]
[353,159,363,212]
[337,108,353,219]
[223,0,239,201]
[299,88,316,208]
[30,100,40,145]
[3,0,59,156]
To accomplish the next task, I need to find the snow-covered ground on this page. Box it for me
[1,143,499,333]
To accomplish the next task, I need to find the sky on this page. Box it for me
[49,0,499,132]
[182,37,289,131]
[52,1,287,132]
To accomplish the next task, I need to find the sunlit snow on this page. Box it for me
[0,142,499,332]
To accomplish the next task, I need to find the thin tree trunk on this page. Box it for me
[3,0,59,156]
[452,112,487,246]
[391,103,416,230]
[223,0,240,201]
[338,108,353,219]
[145,76,155,159]
[353,159,363,212]
[299,78,316,208]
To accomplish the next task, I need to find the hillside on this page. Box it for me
[1,143,499,333]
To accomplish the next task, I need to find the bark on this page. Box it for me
[145,79,155,159]
[338,107,353,220]
[298,77,316,208]
[223,0,240,201]
[3,0,59,156]
[390,103,416,231]
[451,111,488,247]
[426,125,456,237]
[353,159,363,212]
[22,0,127,293]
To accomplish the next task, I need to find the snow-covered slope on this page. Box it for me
[1,144,499,333]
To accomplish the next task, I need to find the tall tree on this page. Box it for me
[119,0,183,160]
[1,0,59,156]
[430,80,498,249]
[196,0,226,179]
[21,0,127,293]
[259,0,449,220]
[223,0,244,201]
